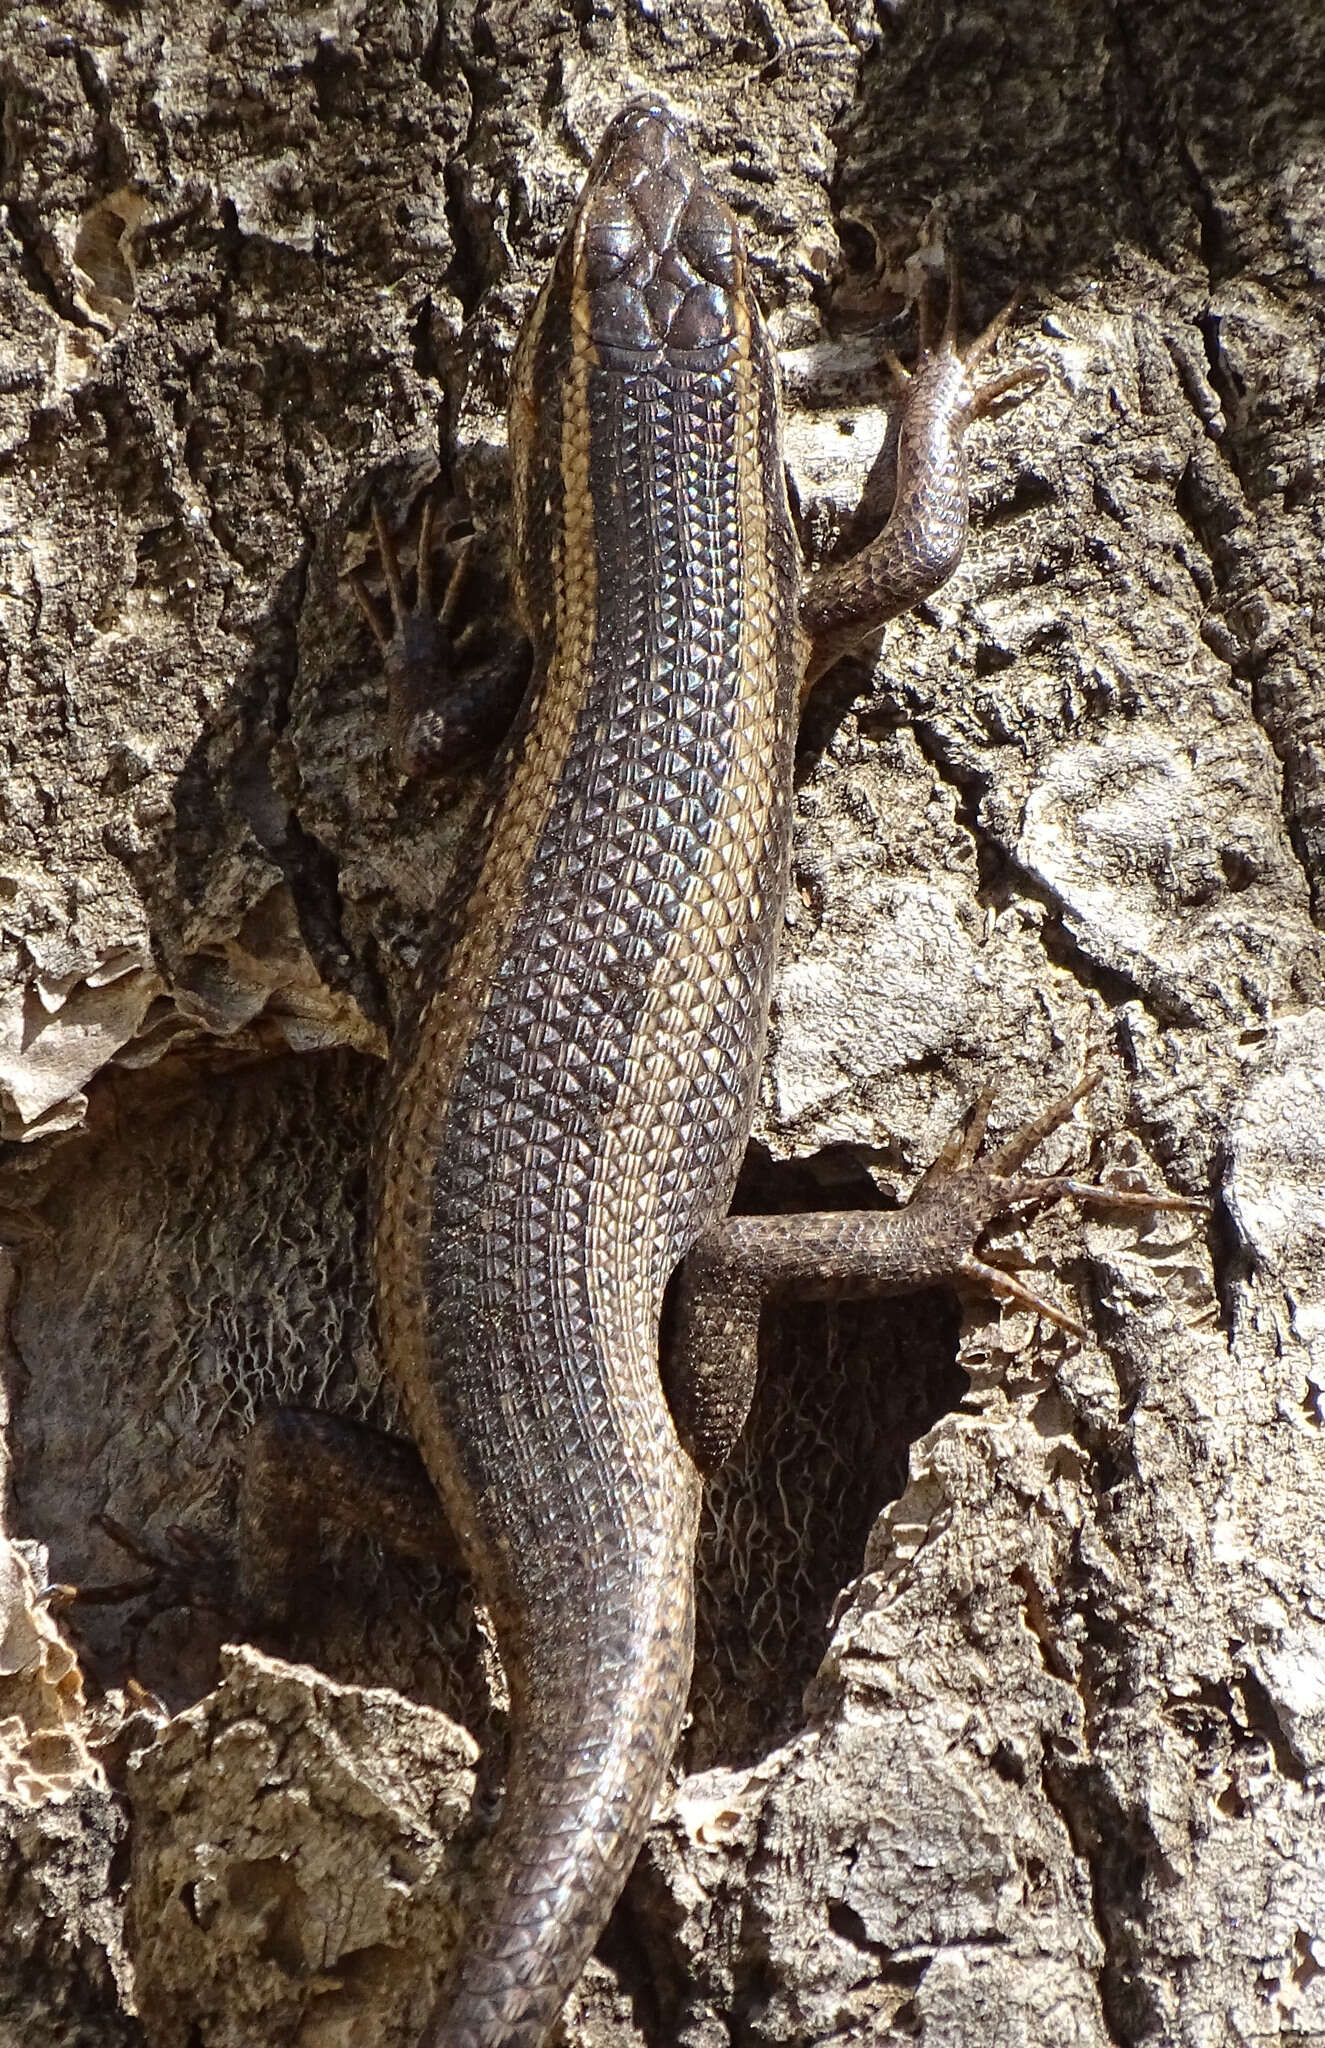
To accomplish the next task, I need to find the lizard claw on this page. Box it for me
[911,1071,1205,1335]
[909,255,1048,422]
[350,493,524,779]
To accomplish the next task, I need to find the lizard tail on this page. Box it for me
[420,1520,697,2048]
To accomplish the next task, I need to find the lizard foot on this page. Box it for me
[350,494,527,778]
[885,252,1048,427]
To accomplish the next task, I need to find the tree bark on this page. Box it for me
[1,1,1322,2042]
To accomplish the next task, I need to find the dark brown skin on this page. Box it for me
[376,104,798,2044]
[245,101,1188,2048]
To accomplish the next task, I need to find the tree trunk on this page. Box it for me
[1,1,1322,2042]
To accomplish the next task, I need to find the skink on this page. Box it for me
[272,98,1162,2048]
[377,99,798,2045]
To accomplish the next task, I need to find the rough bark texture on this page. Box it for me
[1,1,1323,2044]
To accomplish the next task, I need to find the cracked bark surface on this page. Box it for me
[1,1,1323,2043]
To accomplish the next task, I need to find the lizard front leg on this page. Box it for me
[799,261,1047,691]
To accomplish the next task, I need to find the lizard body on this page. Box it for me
[298,99,1168,2048]
[375,102,801,2046]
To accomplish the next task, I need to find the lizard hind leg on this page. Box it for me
[663,1246,765,1476]
[237,1407,458,1625]
[662,1076,1204,1472]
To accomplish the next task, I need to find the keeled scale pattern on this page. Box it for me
[375,105,803,2048]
